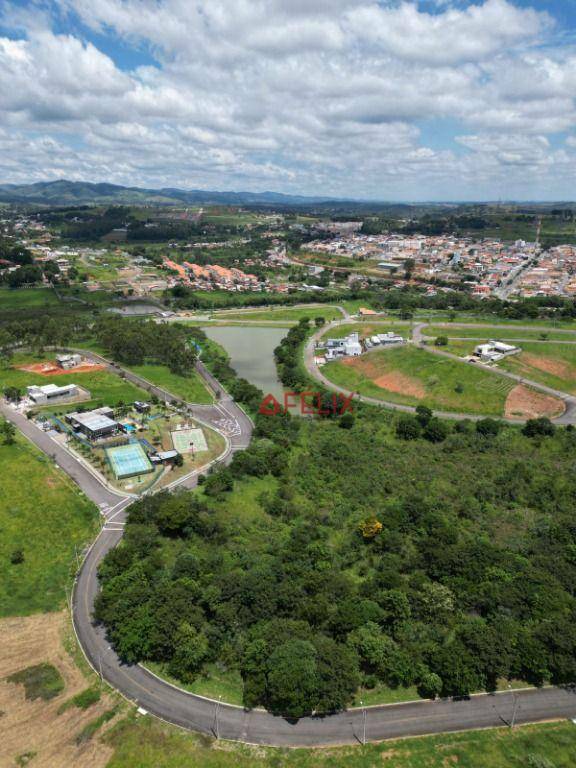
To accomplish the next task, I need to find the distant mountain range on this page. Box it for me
[0,180,342,207]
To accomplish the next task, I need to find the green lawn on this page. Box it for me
[145,661,244,706]
[0,435,99,616]
[499,342,576,395]
[7,663,65,701]
[127,364,213,404]
[323,346,514,416]
[425,325,576,342]
[0,286,61,310]
[2,354,148,410]
[321,322,412,340]
[105,716,576,768]
[213,306,343,323]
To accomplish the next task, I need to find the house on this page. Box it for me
[324,333,362,358]
[378,332,404,345]
[56,353,82,370]
[27,383,78,405]
[474,340,520,363]
[66,407,119,441]
[343,333,362,356]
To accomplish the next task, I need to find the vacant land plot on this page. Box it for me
[323,321,412,340]
[499,342,576,395]
[0,286,61,311]
[213,306,342,323]
[505,384,565,419]
[16,360,106,377]
[0,436,99,617]
[127,363,213,403]
[425,324,576,342]
[0,611,116,768]
[105,715,576,768]
[323,346,515,415]
[3,354,147,411]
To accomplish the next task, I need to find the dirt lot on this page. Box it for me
[17,361,106,377]
[517,352,576,380]
[504,385,565,420]
[343,356,425,398]
[0,612,116,768]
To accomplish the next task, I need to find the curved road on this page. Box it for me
[3,346,576,745]
[304,320,576,426]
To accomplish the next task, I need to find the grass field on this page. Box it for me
[2,354,148,410]
[127,363,213,404]
[323,346,514,415]
[213,306,343,323]
[499,342,576,395]
[105,716,576,768]
[0,435,99,616]
[425,325,576,342]
[0,286,62,310]
[322,322,412,339]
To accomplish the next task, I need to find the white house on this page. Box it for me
[27,383,78,404]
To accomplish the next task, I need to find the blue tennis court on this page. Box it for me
[106,442,153,479]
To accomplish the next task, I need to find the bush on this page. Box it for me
[339,413,355,430]
[396,415,422,440]
[423,417,450,443]
[434,336,448,347]
[523,417,555,438]
[476,418,501,437]
[10,548,24,565]
[415,405,433,426]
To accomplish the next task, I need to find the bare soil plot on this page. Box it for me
[504,385,565,420]
[343,355,425,398]
[0,611,115,768]
[517,352,576,380]
[17,360,106,377]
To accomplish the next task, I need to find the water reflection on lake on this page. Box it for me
[202,325,288,401]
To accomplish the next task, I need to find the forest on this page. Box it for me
[95,397,576,719]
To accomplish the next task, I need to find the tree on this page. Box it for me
[168,622,209,683]
[476,418,501,437]
[1,419,16,445]
[339,413,355,429]
[415,405,433,426]
[434,336,448,347]
[266,639,319,718]
[523,418,555,438]
[396,415,422,440]
[3,386,21,403]
[417,671,443,699]
[359,516,383,539]
[314,316,326,327]
[423,417,449,443]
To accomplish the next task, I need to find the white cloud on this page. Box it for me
[0,0,574,199]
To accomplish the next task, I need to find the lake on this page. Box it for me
[202,326,288,400]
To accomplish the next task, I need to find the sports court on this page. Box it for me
[171,427,208,454]
[106,442,153,479]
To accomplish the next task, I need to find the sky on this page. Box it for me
[1,0,576,201]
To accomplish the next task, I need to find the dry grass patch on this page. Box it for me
[0,611,116,768]
[517,352,576,380]
[343,356,425,398]
[504,385,565,420]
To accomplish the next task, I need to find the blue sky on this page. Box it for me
[1,0,576,200]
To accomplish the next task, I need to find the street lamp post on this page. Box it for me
[361,699,367,745]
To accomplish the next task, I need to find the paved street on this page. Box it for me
[4,346,576,746]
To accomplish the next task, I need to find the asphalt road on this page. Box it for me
[5,347,576,746]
